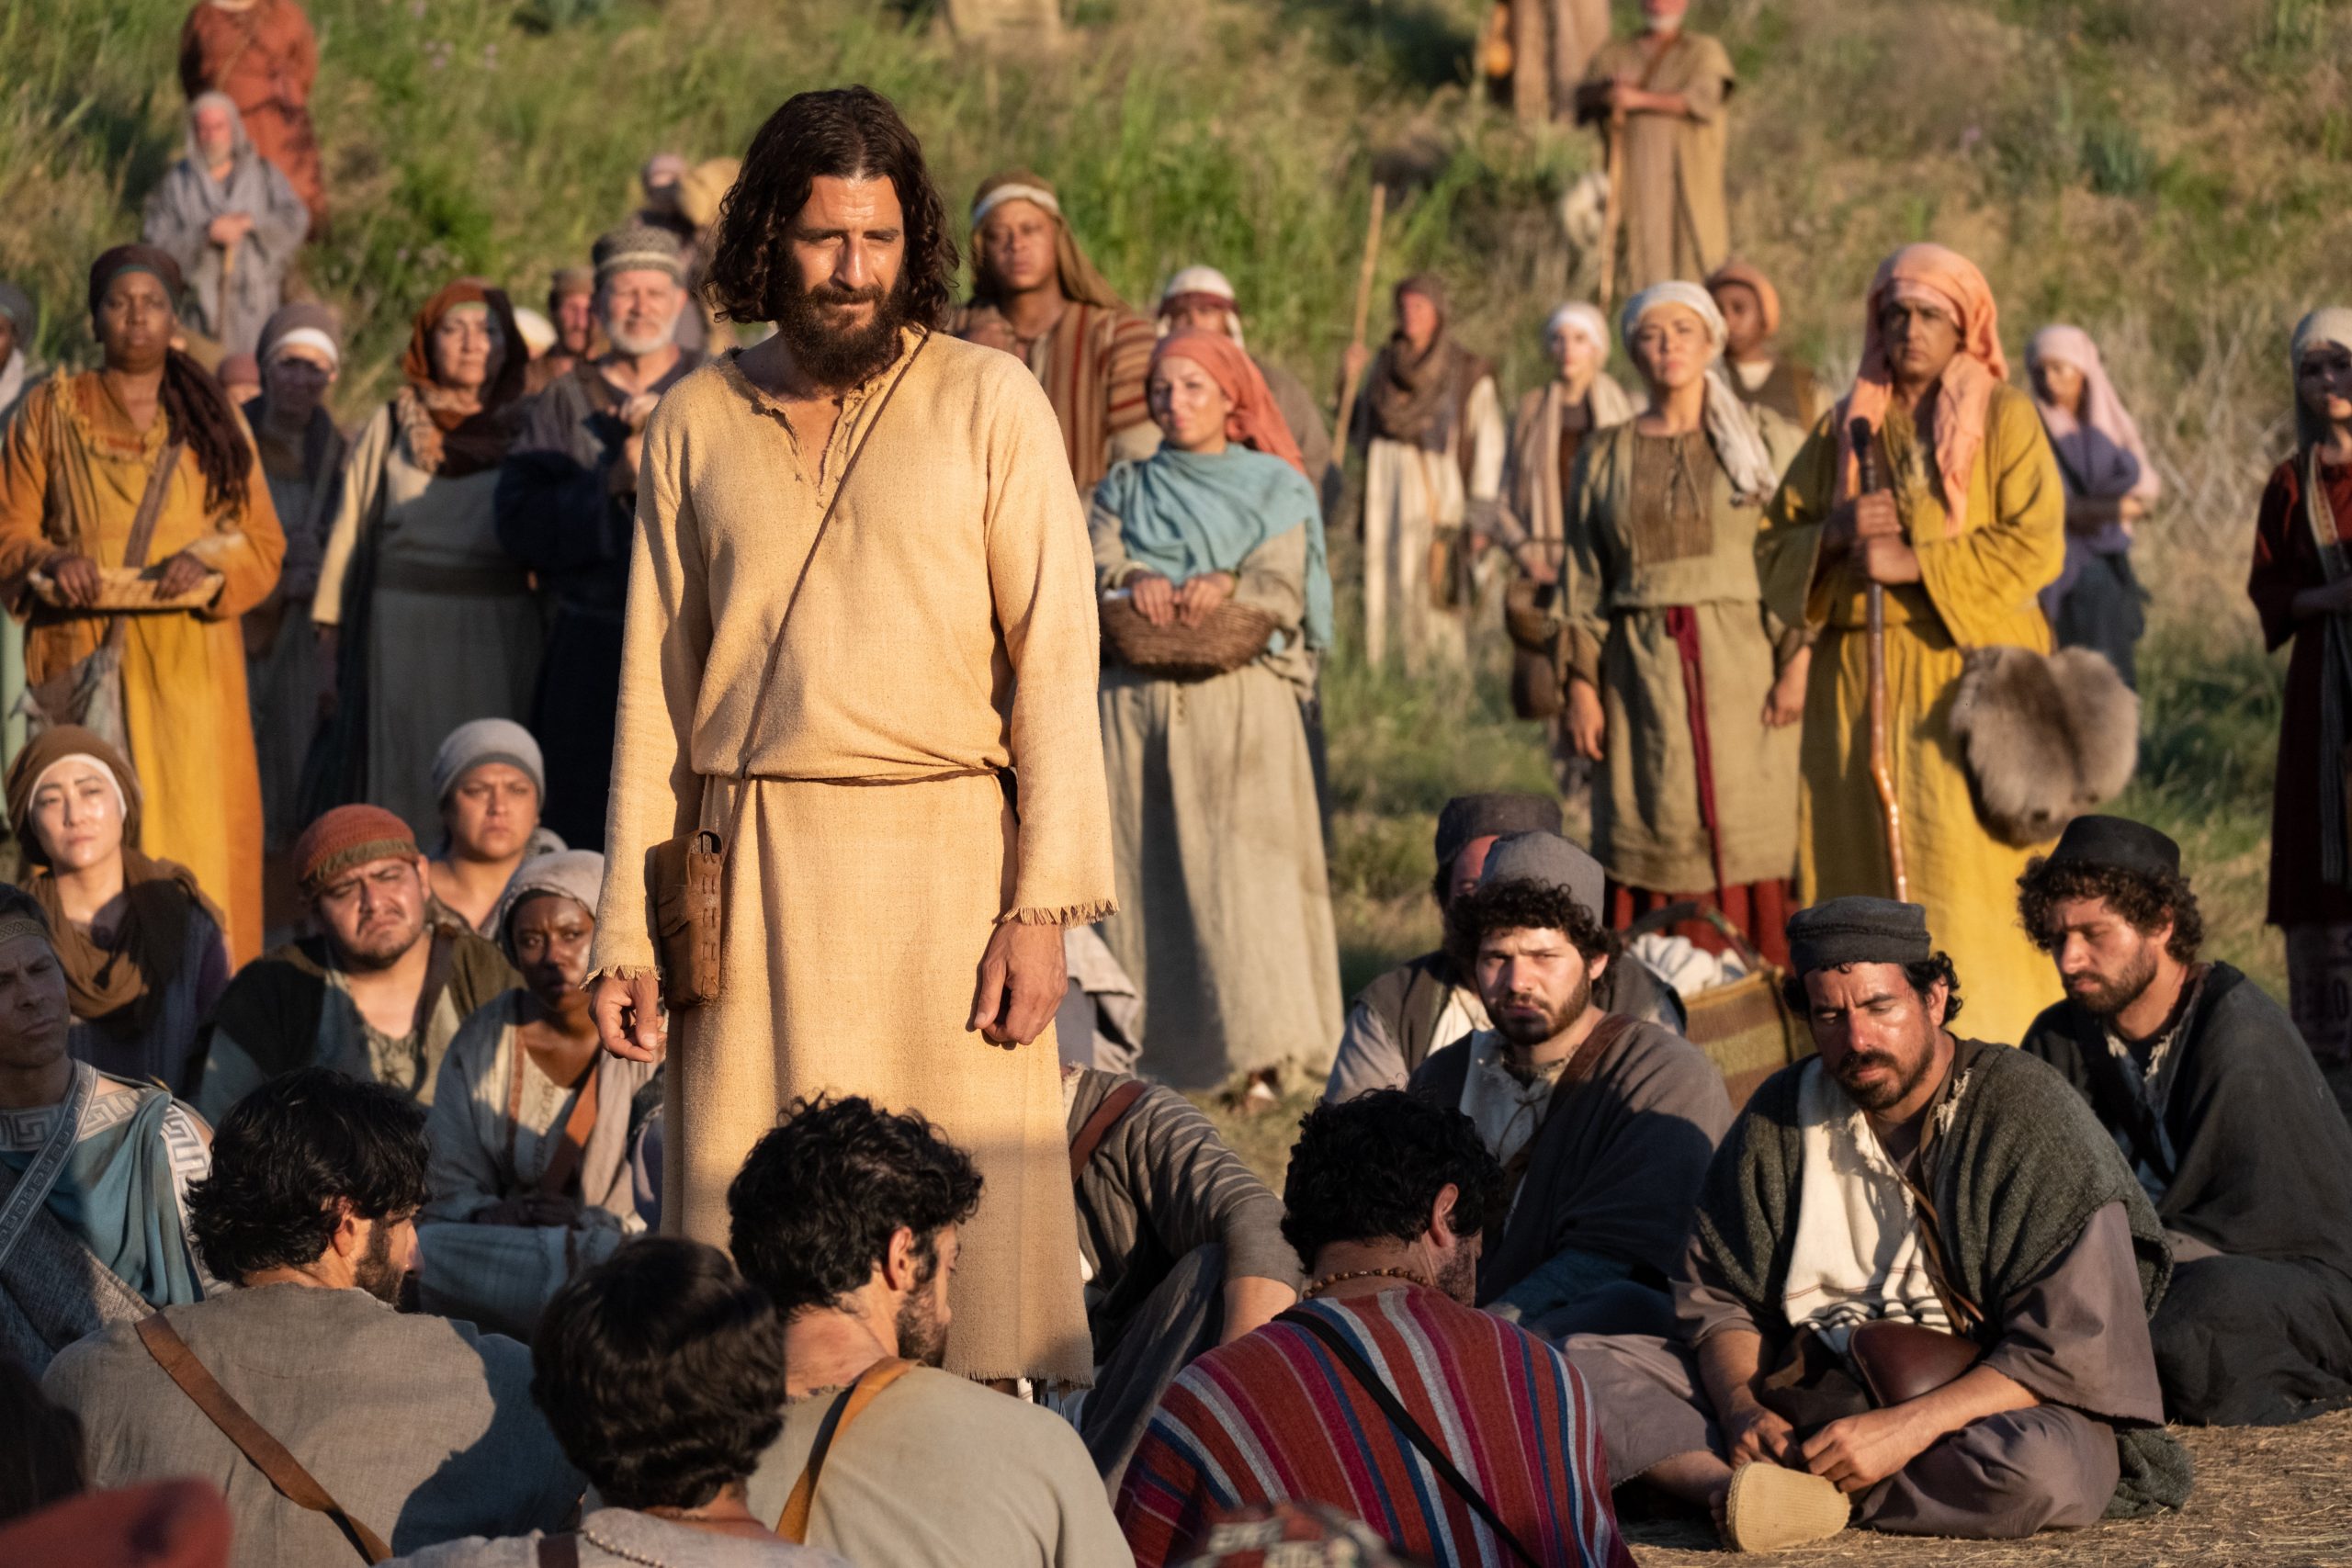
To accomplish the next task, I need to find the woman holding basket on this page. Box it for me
[1091,331,1341,1093]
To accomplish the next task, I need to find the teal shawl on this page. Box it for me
[1095,446,1333,651]
[0,1074,204,1310]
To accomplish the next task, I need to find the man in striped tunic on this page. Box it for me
[1115,1089,1635,1568]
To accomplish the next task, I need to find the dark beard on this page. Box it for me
[1434,1241,1481,1306]
[894,1287,949,1369]
[1490,971,1593,1052]
[772,273,912,389]
[1834,1041,1938,1113]
[2065,946,2161,1020]
[353,1221,405,1306]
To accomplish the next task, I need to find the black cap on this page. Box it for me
[1434,793,1563,874]
[2044,815,2181,880]
[1787,897,1933,975]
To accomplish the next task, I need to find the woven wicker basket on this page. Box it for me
[1625,900,1812,1108]
[1100,593,1278,681]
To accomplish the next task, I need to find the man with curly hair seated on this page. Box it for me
[44,1069,581,1565]
[2016,815,2352,1427]
[1408,829,1731,1338]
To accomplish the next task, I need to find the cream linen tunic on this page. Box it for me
[591,329,1115,1383]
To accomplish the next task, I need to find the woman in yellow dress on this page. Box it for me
[1754,243,2066,1045]
[0,244,284,964]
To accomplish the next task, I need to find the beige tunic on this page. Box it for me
[311,406,543,840]
[1587,32,1736,289]
[1359,376,1507,673]
[1564,420,1802,892]
[591,332,1115,1383]
[1091,513,1343,1089]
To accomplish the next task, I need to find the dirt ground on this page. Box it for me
[1621,1411,2352,1566]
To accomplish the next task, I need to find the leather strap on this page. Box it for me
[536,1058,600,1199]
[1067,1079,1148,1180]
[134,1313,391,1563]
[1276,1308,1542,1567]
[775,1357,915,1541]
[535,1534,579,1568]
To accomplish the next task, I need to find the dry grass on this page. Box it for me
[1623,1411,2352,1566]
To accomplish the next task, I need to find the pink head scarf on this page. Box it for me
[1835,243,2006,536]
[2027,324,2158,505]
[1150,330,1308,479]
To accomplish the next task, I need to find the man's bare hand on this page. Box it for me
[1803,1404,1934,1494]
[967,920,1067,1047]
[48,553,101,608]
[1127,571,1178,627]
[1824,491,1900,552]
[592,969,668,1063]
[1722,1398,1800,1469]
[1857,534,1922,585]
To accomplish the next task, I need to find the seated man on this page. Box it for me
[2017,816,2352,1426]
[419,851,659,1340]
[195,806,517,1121]
[1063,1063,1302,1483]
[735,1095,1127,1565]
[0,889,209,1372]
[1117,1090,1635,1568]
[387,1237,848,1566]
[1568,898,2189,1552]
[45,1069,581,1564]
[1327,793,1683,1101]
[1411,831,1730,1337]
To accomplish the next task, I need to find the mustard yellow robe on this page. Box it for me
[1755,385,2066,1046]
[0,376,284,965]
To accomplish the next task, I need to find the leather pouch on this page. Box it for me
[649,829,723,1010]
[1847,1319,1983,1408]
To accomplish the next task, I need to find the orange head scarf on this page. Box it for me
[1704,257,1781,341]
[1149,331,1307,479]
[1837,243,2006,536]
[399,278,528,477]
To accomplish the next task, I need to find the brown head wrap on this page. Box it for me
[399,279,529,477]
[1704,258,1781,341]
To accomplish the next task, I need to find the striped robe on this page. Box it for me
[1030,302,1159,494]
[1116,1284,1635,1567]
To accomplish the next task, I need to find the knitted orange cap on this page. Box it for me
[293,805,419,893]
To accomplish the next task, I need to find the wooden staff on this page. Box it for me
[1851,417,1907,901]
[1596,111,1625,310]
[1332,183,1388,444]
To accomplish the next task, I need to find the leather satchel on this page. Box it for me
[1847,1318,1984,1408]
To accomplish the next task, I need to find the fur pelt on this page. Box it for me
[1949,645,2140,847]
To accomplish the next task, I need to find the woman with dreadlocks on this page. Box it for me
[0,245,284,965]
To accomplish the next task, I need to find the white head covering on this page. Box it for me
[2291,308,2352,453]
[490,849,605,958]
[30,753,129,826]
[1544,302,1611,357]
[970,182,1062,229]
[511,307,557,359]
[1156,265,1245,347]
[1619,282,1781,503]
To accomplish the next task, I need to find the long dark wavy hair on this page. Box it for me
[701,86,959,330]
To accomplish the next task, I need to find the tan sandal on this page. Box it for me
[1723,1462,1849,1552]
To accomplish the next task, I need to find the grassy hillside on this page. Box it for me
[4,0,2329,998]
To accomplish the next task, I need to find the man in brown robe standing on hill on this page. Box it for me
[588,88,1115,1387]
[956,169,1159,494]
[1577,0,1736,290]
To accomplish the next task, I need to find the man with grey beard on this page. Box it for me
[495,223,703,848]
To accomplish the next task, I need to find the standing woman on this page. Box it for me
[2028,324,2161,689]
[242,303,342,874]
[1093,331,1343,1093]
[2248,309,2352,1066]
[1497,302,1638,587]
[5,728,230,1093]
[310,280,539,840]
[1560,283,1804,966]
[0,245,284,965]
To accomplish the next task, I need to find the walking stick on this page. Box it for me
[1596,111,1625,310]
[1332,183,1388,445]
[1850,417,1907,902]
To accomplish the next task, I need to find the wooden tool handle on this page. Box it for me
[1332,183,1388,443]
[1850,416,1907,902]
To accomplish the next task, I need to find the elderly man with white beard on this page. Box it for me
[495,223,703,850]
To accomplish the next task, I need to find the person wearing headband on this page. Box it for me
[2018,816,2352,1427]
[1555,281,1802,968]
[0,880,209,1378]
[958,168,1159,493]
[1754,243,2069,1048]
[495,225,702,851]
[0,245,285,967]
[140,92,309,359]
[1570,896,2188,1551]
[1573,0,1736,291]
